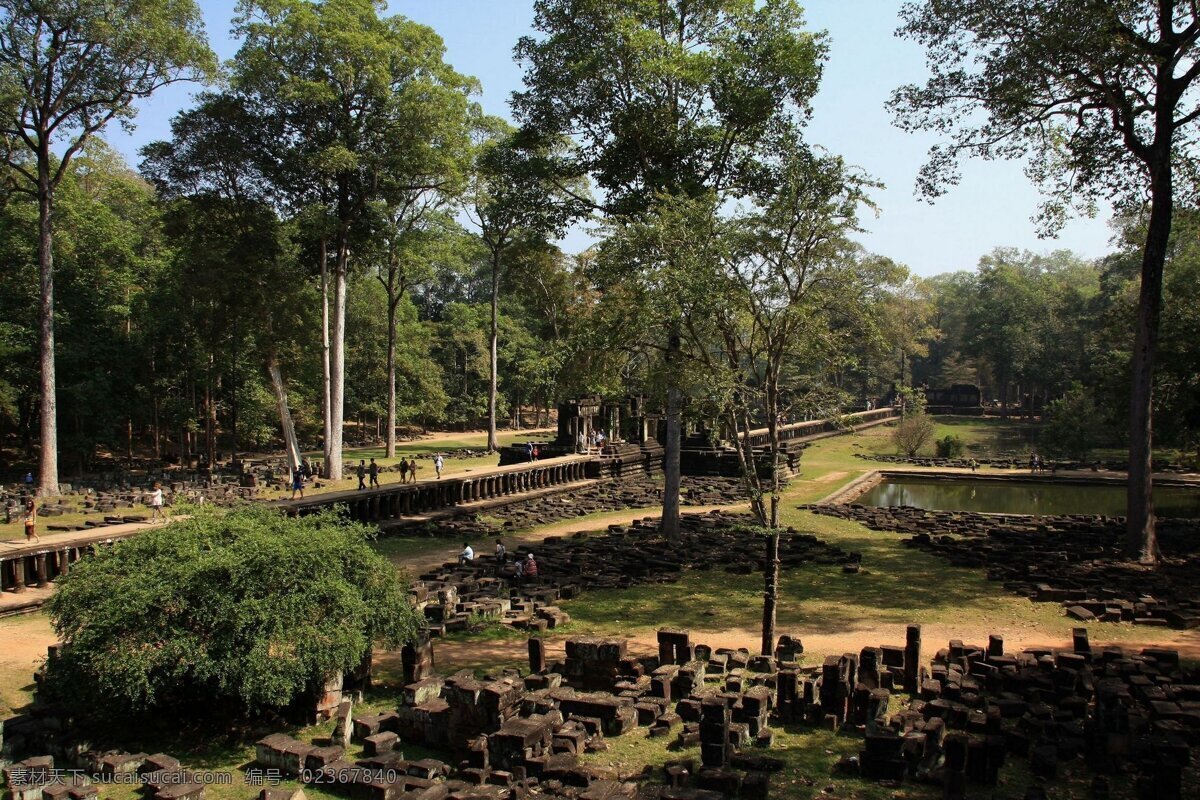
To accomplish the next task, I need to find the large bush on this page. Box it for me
[891,387,937,457]
[1041,383,1104,460]
[45,505,420,714]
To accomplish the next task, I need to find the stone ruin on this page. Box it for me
[5,626,1196,799]
[246,625,1195,799]
[806,503,1200,629]
[855,452,1200,474]
[388,476,753,540]
[406,511,855,637]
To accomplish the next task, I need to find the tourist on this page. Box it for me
[368,458,380,488]
[532,444,539,461]
[23,499,38,543]
[291,467,305,500]
[356,460,366,490]
[577,431,586,454]
[523,552,539,581]
[408,458,418,482]
[149,482,166,522]
[23,471,33,488]
[495,538,506,565]
[526,441,534,462]
[969,458,978,472]
[434,453,444,479]
[459,541,474,565]
[399,459,409,483]
[1029,453,1037,473]
[514,556,524,580]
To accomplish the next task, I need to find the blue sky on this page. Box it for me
[109,0,1116,277]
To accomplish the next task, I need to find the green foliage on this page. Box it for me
[892,388,936,457]
[45,505,420,715]
[1041,383,1104,461]
[935,434,964,458]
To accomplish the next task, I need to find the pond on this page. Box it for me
[856,477,1200,518]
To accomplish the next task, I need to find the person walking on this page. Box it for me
[23,499,38,542]
[408,457,418,482]
[368,458,380,488]
[356,460,367,490]
[291,467,305,500]
[434,453,444,479]
[149,482,166,522]
[399,458,409,483]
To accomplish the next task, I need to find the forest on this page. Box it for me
[0,0,1196,550]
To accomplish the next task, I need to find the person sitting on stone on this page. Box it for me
[523,552,538,581]
[458,541,474,565]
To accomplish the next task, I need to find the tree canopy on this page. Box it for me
[45,505,419,714]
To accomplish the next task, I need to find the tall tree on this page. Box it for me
[465,118,577,451]
[142,92,306,472]
[890,0,1200,562]
[514,0,825,537]
[0,0,214,493]
[232,0,474,478]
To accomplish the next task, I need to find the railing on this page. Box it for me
[743,407,898,447]
[280,455,593,523]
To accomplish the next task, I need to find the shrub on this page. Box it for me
[44,505,420,715]
[892,386,937,457]
[936,434,965,458]
[1041,383,1104,460]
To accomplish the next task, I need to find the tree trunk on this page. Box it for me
[267,355,302,473]
[230,330,239,460]
[320,239,333,476]
[328,241,347,480]
[205,370,216,468]
[761,531,779,656]
[36,151,59,496]
[385,279,398,459]
[1127,158,1171,563]
[662,329,682,539]
[488,250,500,452]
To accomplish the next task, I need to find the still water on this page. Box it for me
[857,477,1200,518]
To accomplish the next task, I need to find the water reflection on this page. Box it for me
[858,478,1200,518]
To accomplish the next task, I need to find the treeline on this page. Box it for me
[0,141,583,473]
[908,215,1200,454]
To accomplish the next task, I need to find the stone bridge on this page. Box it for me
[0,408,899,606]
[281,454,595,523]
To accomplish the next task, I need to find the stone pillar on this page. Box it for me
[12,557,27,592]
[57,550,70,577]
[903,624,921,693]
[528,638,546,673]
[34,553,48,587]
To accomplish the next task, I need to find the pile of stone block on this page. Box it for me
[411,511,854,637]
[806,501,1200,629]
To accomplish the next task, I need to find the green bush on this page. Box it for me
[1041,383,1104,460]
[45,505,420,715]
[936,435,965,458]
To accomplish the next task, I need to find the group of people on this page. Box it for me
[1028,452,1051,472]
[523,442,541,462]
[287,452,445,500]
[576,429,607,454]
[458,537,539,581]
